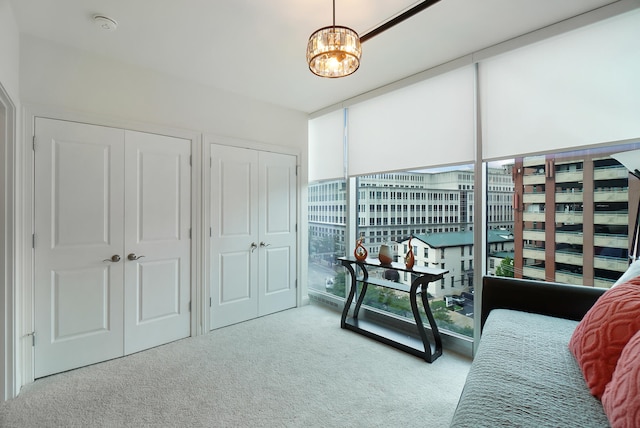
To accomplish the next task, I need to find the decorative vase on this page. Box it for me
[378,244,393,265]
[354,236,368,262]
[405,236,415,269]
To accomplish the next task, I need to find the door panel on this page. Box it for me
[136,259,180,322]
[219,252,252,303]
[34,118,125,378]
[258,152,297,316]
[210,145,259,329]
[123,130,191,354]
[53,141,112,247]
[53,267,112,339]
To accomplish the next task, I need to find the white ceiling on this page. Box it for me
[10,0,622,113]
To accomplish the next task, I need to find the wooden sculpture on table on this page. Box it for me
[354,235,368,261]
[405,236,415,269]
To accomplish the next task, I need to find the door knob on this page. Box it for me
[250,242,258,253]
[260,242,271,247]
[127,253,145,261]
[103,255,121,262]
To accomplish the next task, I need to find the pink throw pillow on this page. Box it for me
[602,330,640,428]
[568,277,640,398]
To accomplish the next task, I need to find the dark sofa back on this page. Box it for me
[481,276,607,332]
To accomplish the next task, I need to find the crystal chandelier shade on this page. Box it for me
[307,25,361,78]
[306,0,361,78]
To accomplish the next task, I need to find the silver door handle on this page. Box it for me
[127,253,145,261]
[260,242,271,247]
[103,255,121,262]
[250,242,258,253]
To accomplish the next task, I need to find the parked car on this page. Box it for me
[325,277,334,290]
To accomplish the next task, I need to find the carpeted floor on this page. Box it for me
[0,303,471,427]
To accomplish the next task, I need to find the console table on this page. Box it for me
[338,256,448,363]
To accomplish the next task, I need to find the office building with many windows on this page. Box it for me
[309,168,514,263]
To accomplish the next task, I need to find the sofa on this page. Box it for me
[450,275,640,428]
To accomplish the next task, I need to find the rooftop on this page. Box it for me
[409,230,514,248]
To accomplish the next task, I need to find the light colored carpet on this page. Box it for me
[0,303,471,427]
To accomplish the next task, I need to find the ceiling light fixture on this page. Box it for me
[306,0,361,78]
[306,0,442,78]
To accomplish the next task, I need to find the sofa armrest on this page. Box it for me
[480,276,606,332]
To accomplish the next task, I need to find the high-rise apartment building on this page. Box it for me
[513,153,633,288]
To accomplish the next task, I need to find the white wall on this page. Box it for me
[20,35,308,149]
[0,0,20,101]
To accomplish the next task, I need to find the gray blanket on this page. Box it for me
[450,309,609,427]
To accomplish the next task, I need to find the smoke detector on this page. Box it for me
[93,15,118,31]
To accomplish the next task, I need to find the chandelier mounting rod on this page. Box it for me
[360,0,442,43]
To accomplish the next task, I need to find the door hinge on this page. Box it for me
[189,228,191,239]
[188,301,191,312]
[295,279,298,289]
[295,224,297,233]
[209,297,212,307]
[295,165,299,176]
[210,227,212,237]
[210,157,212,168]
[32,136,36,151]
[32,234,35,249]
[189,155,192,166]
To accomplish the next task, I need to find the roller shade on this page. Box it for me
[348,65,475,176]
[308,109,345,182]
[481,10,640,160]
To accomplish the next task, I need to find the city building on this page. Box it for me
[308,168,514,263]
[513,152,637,288]
[397,230,515,299]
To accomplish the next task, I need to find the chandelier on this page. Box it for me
[305,0,442,78]
[306,0,361,78]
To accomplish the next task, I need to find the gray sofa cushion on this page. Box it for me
[450,309,609,428]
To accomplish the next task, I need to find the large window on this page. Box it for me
[354,166,477,338]
[308,179,347,298]
[307,9,640,353]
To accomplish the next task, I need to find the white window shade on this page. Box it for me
[308,109,345,182]
[481,10,640,160]
[348,66,475,177]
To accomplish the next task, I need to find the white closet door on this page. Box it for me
[209,145,297,329]
[34,119,192,378]
[123,130,191,354]
[34,118,125,378]
[210,144,259,329]
[258,152,297,316]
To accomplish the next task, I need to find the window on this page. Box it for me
[307,179,347,298]
[487,141,640,288]
[353,166,475,339]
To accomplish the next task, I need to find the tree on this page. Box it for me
[495,256,514,278]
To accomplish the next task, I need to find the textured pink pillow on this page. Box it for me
[568,277,640,398]
[602,330,640,428]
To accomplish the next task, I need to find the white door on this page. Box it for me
[210,145,259,329]
[210,144,296,329]
[34,119,191,378]
[34,119,125,378]
[258,151,297,315]
[123,130,191,354]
